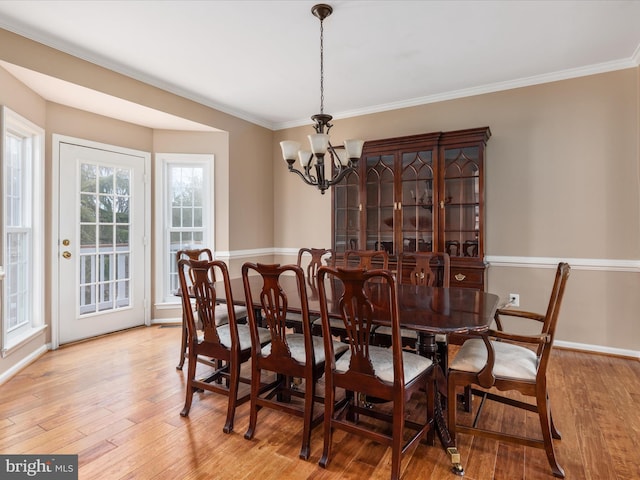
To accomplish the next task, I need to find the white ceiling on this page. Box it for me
[0,0,639,132]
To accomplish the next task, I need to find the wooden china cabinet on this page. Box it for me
[331,126,491,290]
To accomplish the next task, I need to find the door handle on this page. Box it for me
[62,251,72,259]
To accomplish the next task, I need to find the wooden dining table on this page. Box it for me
[217,273,500,475]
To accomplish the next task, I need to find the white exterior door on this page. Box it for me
[57,139,148,344]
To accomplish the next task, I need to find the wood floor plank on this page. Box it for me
[1,325,638,479]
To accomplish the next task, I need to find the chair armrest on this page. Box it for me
[489,328,550,345]
[494,308,545,331]
[495,308,545,321]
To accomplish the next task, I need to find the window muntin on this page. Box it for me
[155,154,213,304]
[1,107,45,353]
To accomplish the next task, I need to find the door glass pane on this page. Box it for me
[99,167,114,194]
[81,193,96,222]
[79,161,132,315]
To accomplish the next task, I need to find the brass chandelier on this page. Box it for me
[279,3,364,194]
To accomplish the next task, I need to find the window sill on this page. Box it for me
[2,325,48,358]
[155,301,181,310]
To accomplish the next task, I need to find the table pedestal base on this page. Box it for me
[416,332,465,476]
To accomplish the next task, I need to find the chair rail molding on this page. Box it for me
[486,255,640,272]
[213,248,274,260]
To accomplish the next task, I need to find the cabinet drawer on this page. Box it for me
[450,268,483,289]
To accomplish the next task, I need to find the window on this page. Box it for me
[1,107,45,355]
[155,153,213,305]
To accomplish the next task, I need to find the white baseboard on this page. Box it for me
[0,344,48,385]
[152,317,182,325]
[555,340,639,360]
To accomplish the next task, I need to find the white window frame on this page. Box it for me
[154,153,214,306]
[1,107,46,356]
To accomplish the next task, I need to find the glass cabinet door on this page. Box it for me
[442,146,481,258]
[365,154,395,253]
[400,149,434,253]
[333,168,360,253]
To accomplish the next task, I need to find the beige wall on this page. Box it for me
[274,68,640,353]
[0,28,275,381]
[0,28,274,257]
[0,27,638,383]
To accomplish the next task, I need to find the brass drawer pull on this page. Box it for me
[454,273,466,282]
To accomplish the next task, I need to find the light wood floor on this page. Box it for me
[1,325,638,480]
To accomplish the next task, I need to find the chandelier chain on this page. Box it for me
[319,17,324,115]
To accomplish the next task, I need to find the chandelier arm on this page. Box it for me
[325,164,353,187]
[287,164,319,187]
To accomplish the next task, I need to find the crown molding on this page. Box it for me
[3,18,637,134]
[275,55,640,131]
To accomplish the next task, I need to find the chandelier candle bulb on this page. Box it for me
[334,148,349,167]
[344,139,365,161]
[309,133,329,155]
[298,150,312,167]
[280,141,300,162]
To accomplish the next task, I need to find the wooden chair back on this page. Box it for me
[178,258,227,350]
[398,251,450,287]
[297,247,334,283]
[176,248,213,289]
[243,263,313,369]
[343,249,389,269]
[319,267,399,392]
[536,261,571,364]
[174,248,213,369]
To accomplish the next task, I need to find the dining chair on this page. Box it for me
[241,262,348,460]
[373,252,451,354]
[316,266,436,480]
[447,262,571,478]
[323,249,390,341]
[175,248,248,370]
[177,257,271,433]
[298,247,335,278]
[285,247,334,333]
[343,249,389,269]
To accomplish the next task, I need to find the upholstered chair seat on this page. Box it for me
[334,345,432,384]
[449,338,538,381]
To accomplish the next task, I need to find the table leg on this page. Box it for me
[415,332,465,476]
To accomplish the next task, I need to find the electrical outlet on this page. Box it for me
[509,293,520,307]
